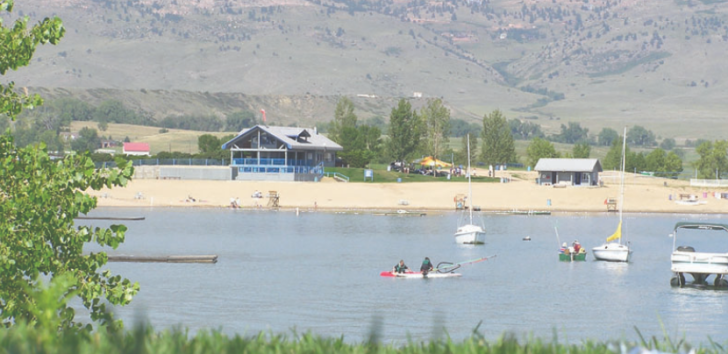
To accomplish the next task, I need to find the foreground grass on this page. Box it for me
[0,324,723,354]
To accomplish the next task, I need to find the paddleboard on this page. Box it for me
[380,271,461,278]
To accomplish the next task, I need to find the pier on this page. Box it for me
[107,255,218,263]
[76,216,146,221]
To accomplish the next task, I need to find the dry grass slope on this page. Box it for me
[6,0,728,140]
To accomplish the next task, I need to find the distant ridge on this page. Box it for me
[5,0,728,138]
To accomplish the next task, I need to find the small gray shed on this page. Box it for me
[534,158,602,186]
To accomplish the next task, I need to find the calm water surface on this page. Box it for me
[81,208,728,345]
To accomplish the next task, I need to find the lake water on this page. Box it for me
[80,208,728,345]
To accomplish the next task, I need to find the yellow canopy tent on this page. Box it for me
[419,156,452,168]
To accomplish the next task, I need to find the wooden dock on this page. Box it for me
[107,255,218,263]
[376,209,427,217]
[76,216,146,221]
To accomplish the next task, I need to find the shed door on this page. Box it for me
[574,172,582,185]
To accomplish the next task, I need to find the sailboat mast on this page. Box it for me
[467,135,473,224]
[619,127,626,244]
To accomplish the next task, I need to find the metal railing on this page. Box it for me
[95,158,229,168]
[237,161,325,178]
[95,158,321,170]
[231,158,315,166]
[690,179,728,187]
[324,172,350,182]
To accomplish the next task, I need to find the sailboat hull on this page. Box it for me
[592,243,632,262]
[454,225,485,245]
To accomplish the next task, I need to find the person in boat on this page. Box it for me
[572,240,582,254]
[560,242,569,254]
[420,257,434,275]
[393,260,409,274]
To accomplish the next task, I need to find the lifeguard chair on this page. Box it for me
[267,191,280,208]
[605,198,617,212]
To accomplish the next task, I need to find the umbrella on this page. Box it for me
[419,156,452,168]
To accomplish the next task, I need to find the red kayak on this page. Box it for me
[380,271,461,278]
[380,256,494,278]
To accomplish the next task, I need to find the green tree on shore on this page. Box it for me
[337,125,381,167]
[572,142,591,158]
[455,132,478,166]
[603,136,630,171]
[420,98,450,173]
[645,148,683,177]
[386,99,421,164]
[526,137,559,167]
[71,126,101,152]
[480,110,516,168]
[1,0,138,330]
[694,140,728,179]
[328,97,357,144]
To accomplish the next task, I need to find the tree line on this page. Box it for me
[322,97,704,179]
[1,91,719,179]
[324,97,515,170]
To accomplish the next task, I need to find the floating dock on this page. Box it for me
[380,212,427,217]
[107,255,218,263]
[494,210,551,216]
[76,216,146,221]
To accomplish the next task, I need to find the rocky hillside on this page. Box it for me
[4,0,728,138]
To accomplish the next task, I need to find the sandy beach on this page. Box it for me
[89,170,728,214]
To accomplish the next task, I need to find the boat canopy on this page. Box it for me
[673,222,728,233]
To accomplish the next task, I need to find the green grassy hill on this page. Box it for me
[5,0,728,140]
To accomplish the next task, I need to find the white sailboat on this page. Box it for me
[592,127,632,262]
[454,135,486,245]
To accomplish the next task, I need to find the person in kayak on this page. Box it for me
[420,257,434,276]
[393,260,409,273]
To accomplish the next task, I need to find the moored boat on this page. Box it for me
[559,241,587,261]
[592,240,631,262]
[559,252,587,262]
[592,127,632,263]
[455,224,486,245]
[454,135,485,245]
[554,227,587,261]
[670,222,728,288]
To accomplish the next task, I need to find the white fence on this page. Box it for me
[690,179,728,187]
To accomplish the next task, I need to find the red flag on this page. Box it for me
[260,109,266,123]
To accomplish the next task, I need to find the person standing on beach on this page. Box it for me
[420,257,433,276]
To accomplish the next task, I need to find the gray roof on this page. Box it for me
[534,158,603,172]
[221,125,343,151]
